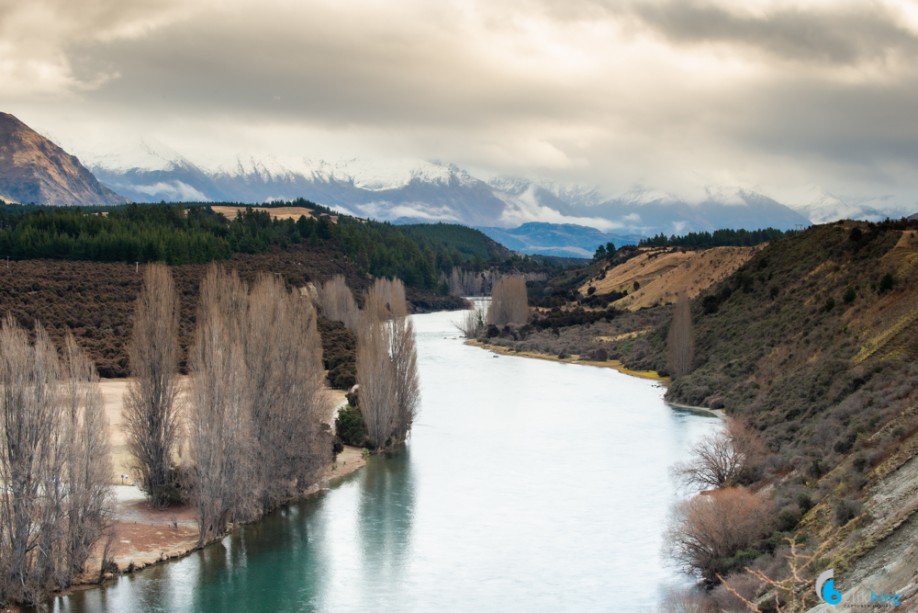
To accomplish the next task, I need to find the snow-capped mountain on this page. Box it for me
[87,149,913,246]
[788,187,912,224]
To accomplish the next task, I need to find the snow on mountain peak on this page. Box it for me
[85,138,191,173]
[201,156,479,191]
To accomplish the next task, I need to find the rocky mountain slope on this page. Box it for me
[0,113,125,205]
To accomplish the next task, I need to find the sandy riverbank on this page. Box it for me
[81,445,366,583]
[465,340,668,381]
[70,379,365,588]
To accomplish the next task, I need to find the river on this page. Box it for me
[56,307,719,612]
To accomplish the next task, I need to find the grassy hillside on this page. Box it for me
[630,220,918,604]
[580,245,760,310]
[668,221,917,453]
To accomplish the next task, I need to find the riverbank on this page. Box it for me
[72,445,366,589]
[664,401,726,419]
[465,340,667,381]
[467,340,729,420]
[63,379,365,593]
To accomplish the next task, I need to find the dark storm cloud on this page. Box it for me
[631,1,918,65]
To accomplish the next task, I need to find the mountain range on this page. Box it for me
[90,155,817,255]
[2,112,912,256]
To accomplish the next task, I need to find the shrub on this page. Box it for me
[878,272,895,293]
[667,487,773,584]
[835,498,862,525]
[843,286,856,304]
[824,296,836,312]
[588,347,608,361]
[335,404,368,447]
[672,418,767,489]
[776,507,801,532]
[796,491,813,513]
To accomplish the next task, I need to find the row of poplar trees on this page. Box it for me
[128,267,421,544]
[125,264,331,545]
[317,275,420,451]
[0,264,421,607]
[0,322,110,606]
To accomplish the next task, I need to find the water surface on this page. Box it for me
[57,308,718,612]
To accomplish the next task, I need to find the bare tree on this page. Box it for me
[667,293,695,378]
[1,318,61,604]
[123,263,181,508]
[60,332,112,582]
[486,276,529,326]
[716,537,834,613]
[363,277,408,320]
[457,306,485,339]
[357,311,396,450]
[188,266,256,545]
[0,318,111,606]
[357,278,419,451]
[448,267,494,296]
[245,274,330,510]
[316,274,359,331]
[388,314,419,447]
[668,487,772,584]
[673,419,767,490]
[189,267,333,543]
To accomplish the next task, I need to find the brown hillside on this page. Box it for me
[580,246,759,310]
[0,112,125,205]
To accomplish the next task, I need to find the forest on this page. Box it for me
[638,227,795,248]
[0,200,526,290]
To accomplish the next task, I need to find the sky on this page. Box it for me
[2,0,918,212]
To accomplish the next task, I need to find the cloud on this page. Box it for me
[629,1,918,66]
[2,0,918,214]
[0,0,189,95]
[129,180,209,201]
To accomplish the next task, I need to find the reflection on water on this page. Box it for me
[358,451,415,591]
[56,308,719,613]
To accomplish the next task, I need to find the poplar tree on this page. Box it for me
[123,263,181,507]
[356,278,419,451]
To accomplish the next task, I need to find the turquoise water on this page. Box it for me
[56,308,718,612]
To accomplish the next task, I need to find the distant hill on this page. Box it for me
[0,113,125,205]
[477,222,643,258]
[580,245,762,310]
[0,201,532,377]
